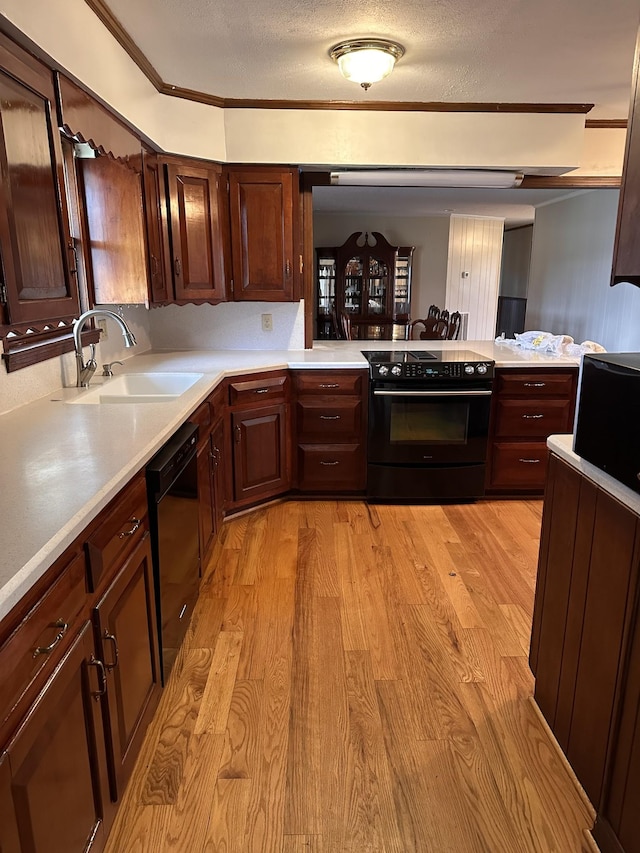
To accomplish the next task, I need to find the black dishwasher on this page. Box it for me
[146,422,200,683]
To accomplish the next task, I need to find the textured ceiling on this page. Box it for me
[104,0,640,118]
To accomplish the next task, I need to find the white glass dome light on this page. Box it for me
[329,39,405,91]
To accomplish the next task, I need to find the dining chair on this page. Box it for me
[447,311,462,340]
[410,318,450,340]
[427,304,440,318]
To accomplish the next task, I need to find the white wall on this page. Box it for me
[313,213,450,320]
[446,216,505,339]
[526,189,640,351]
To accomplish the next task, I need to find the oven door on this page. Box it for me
[368,382,492,466]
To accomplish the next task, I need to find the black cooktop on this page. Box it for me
[363,350,488,364]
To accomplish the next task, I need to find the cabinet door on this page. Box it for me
[79,155,148,305]
[198,437,215,564]
[93,533,161,802]
[211,418,226,533]
[166,161,227,302]
[1,622,110,853]
[231,403,290,503]
[0,33,79,325]
[612,29,640,287]
[228,167,298,301]
[142,150,172,304]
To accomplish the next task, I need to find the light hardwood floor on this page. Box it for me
[104,499,595,853]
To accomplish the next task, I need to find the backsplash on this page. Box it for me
[146,300,305,351]
[0,301,306,415]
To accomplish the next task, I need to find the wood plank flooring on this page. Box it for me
[104,499,595,853]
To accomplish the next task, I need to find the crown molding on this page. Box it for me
[84,0,596,115]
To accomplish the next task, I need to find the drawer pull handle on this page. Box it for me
[254,388,269,394]
[522,414,544,419]
[174,257,182,277]
[235,425,242,444]
[318,383,339,389]
[519,458,541,464]
[103,631,119,671]
[524,382,546,387]
[320,414,341,420]
[88,656,107,700]
[320,460,340,466]
[32,619,69,658]
[119,517,141,539]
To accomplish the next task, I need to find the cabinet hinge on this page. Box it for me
[0,282,6,304]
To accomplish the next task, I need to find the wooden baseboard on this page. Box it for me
[527,696,597,822]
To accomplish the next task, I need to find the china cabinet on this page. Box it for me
[315,232,414,340]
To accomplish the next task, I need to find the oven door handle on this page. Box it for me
[372,389,493,397]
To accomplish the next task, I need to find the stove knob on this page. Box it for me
[476,363,488,375]
[378,365,389,376]
[464,364,475,375]
[391,365,402,376]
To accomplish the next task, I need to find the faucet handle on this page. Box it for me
[102,360,123,377]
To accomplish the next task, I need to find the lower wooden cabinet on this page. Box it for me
[486,367,578,494]
[92,532,161,802]
[291,369,368,494]
[231,403,290,504]
[0,622,112,853]
[226,371,291,509]
[532,453,640,852]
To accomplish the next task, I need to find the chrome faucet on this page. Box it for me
[73,309,137,387]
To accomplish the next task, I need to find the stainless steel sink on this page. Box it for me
[67,373,204,404]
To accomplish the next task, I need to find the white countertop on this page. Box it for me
[547,435,640,518]
[0,341,580,623]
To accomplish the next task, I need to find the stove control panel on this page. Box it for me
[369,360,494,381]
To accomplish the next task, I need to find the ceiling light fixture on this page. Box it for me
[329,169,525,188]
[329,39,405,91]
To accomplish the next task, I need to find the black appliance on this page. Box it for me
[146,422,200,683]
[364,350,495,501]
[574,352,640,494]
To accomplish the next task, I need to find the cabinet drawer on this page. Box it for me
[494,398,573,438]
[297,444,365,492]
[296,398,363,442]
[0,550,86,729]
[496,371,576,398]
[85,477,148,591]
[490,442,549,489]
[293,370,366,397]
[228,373,289,406]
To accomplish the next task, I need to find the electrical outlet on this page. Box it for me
[97,319,108,339]
[261,313,273,332]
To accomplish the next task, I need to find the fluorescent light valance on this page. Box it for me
[329,169,525,189]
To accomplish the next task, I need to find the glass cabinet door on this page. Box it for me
[366,255,389,316]
[316,254,336,339]
[344,255,364,314]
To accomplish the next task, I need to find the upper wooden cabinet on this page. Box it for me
[164,158,228,303]
[227,166,300,302]
[0,34,79,326]
[611,30,640,287]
